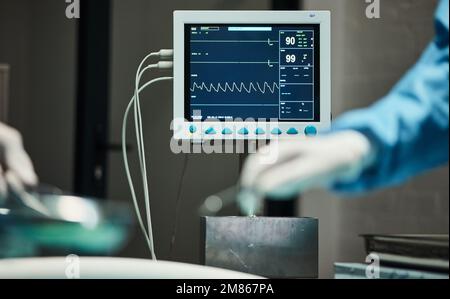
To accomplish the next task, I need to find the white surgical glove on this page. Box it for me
[238,130,375,215]
[0,122,38,199]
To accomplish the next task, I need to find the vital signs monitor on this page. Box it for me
[173,11,331,140]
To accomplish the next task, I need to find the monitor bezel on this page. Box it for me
[173,10,331,140]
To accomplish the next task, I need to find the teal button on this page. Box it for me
[304,126,318,136]
[238,128,249,135]
[255,128,266,135]
[222,128,233,135]
[287,128,299,135]
[271,128,283,135]
[205,127,216,135]
[189,125,197,134]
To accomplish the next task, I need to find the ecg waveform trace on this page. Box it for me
[190,81,279,94]
[187,25,318,121]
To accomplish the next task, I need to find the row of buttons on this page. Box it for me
[189,125,318,136]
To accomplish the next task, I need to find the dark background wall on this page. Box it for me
[0,0,447,278]
[0,0,76,191]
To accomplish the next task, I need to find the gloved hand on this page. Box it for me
[238,130,375,215]
[0,122,38,199]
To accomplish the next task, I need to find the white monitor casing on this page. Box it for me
[173,10,331,140]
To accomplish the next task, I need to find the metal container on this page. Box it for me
[201,216,318,278]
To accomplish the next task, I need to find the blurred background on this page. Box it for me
[0,0,447,278]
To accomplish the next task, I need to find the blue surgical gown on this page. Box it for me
[332,0,449,192]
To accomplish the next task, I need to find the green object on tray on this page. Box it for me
[0,193,134,257]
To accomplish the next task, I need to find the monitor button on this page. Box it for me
[304,126,318,136]
[271,128,283,135]
[287,128,299,135]
[255,128,265,135]
[238,128,249,135]
[205,127,216,135]
[222,128,233,135]
[189,125,197,134]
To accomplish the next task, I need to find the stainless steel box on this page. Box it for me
[201,217,318,278]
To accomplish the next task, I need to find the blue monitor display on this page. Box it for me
[185,24,320,122]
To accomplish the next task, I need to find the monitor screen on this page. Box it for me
[185,24,320,122]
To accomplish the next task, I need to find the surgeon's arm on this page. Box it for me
[331,0,449,192]
[238,1,449,214]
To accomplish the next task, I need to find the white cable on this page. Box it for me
[122,97,152,252]
[123,49,173,260]
[133,60,173,260]
[134,62,174,182]
[131,52,166,260]
[133,58,174,255]
[159,49,174,59]
[123,76,173,259]
[134,63,157,260]
[131,53,158,259]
